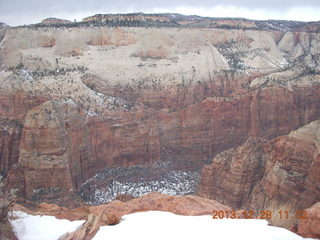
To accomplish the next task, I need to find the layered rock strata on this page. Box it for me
[198,120,320,211]
[0,17,319,203]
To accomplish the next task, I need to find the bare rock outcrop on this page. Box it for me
[198,137,268,207]
[198,120,320,211]
[23,192,230,221]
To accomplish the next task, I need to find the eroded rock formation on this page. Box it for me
[0,14,319,204]
[7,99,96,202]
[198,120,320,211]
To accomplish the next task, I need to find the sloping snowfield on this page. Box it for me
[10,211,316,240]
[10,211,85,240]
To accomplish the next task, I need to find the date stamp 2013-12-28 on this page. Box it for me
[212,210,307,220]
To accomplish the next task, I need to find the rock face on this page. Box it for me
[198,120,320,211]
[197,138,268,208]
[0,15,320,204]
[7,99,96,202]
[298,201,320,239]
[0,91,47,175]
[0,118,23,174]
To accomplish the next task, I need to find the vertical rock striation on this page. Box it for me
[8,99,95,202]
[198,120,320,211]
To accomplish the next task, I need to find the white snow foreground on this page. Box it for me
[95,211,316,240]
[9,210,316,240]
[10,211,85,240]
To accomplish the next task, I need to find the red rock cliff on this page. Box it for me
[198,120,320,211]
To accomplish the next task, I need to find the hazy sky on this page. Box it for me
[1,0,320,26]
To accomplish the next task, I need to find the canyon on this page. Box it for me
[0,14,319,237]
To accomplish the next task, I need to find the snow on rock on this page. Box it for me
[10,211,85,240]
[94,211,316,240]
[80,163,200,205]
[20,69,34,81]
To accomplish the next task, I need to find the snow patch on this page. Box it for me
[20,69,33,80]
[86,109,99,117]
[61,98,76,105]
[10,211,85,240]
